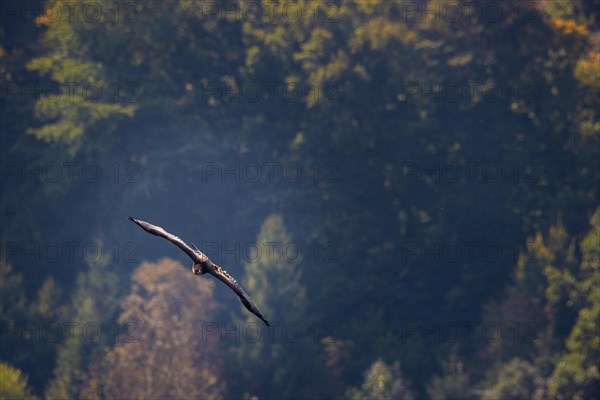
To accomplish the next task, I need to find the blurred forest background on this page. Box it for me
[1,0,599,399]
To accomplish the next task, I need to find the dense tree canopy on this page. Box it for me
[1,0,598,398]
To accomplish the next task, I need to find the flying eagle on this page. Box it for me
[128,216,269,326]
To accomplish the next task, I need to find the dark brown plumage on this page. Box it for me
[128,216,269,326]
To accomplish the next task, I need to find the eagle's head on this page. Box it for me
[192,263,203,276]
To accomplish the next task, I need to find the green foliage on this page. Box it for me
[0,362,38,400]
[235,214,329,399]
[1,0,599,398]
[0,263,59,392]
[480,208,600,400]
[26,0,136,146]
[29,278,65,321]
[482,358,545,400]
[45,268,120,399]
[480,220,581,366]
[426,353,471,400]
[0,262,27,323]
[547,207,600,400]
[347,358,414,400]
[243,213,306,321]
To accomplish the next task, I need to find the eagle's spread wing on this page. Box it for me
[127,216,208,264]
[128,216,269,326]
[209,264,270,326]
